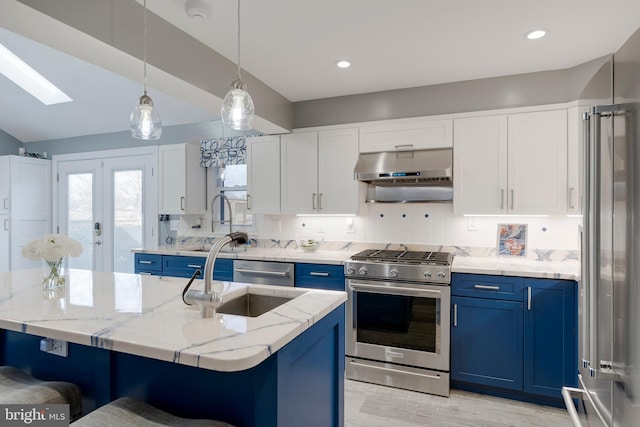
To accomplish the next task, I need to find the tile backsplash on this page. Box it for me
[256,203,581,255]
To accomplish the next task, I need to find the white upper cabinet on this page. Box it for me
[0,157,8,215]
[281,128,359,215]
[454,115,508,214]
[318,128,359,214]
[359,118,453,153]
[159,143,206,215]
[247,135,281,214]
[508,110,567,214]
[567,105,588,214]
[281,132,318,215]
[454,109,568,215]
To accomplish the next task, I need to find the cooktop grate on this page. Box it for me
[350,249,452,265]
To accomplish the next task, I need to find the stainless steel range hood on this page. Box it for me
[354,148,453,203]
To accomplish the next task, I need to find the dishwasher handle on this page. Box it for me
[234,268,289,277]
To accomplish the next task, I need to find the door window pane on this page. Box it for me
[68,173,93,270]
[113,170,143,273]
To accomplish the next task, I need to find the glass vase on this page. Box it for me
[42,258,66,289]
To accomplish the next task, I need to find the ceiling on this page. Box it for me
[2,0,640,143]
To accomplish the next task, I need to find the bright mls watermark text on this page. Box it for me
[0,405,69,426]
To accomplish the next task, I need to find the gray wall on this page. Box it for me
[293,56,612,128]
[0,129,22,155]
[25,121,257,156]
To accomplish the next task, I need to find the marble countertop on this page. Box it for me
[452,256,580,281]
[134,245,580,280]
[0,269,346,372]
[133,245,352,265]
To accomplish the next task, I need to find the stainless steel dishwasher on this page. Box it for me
[233,260,295,287]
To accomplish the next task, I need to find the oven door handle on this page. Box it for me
[349,282,443,298]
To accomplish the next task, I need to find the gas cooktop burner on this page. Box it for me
[350,249,452,266]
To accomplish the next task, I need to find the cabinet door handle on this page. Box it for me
[3,218,8,230]
[527,286,532,311]
[500,189,505,210]
[187,264,203,269]
[310,272,329,277]
[394,144,414,150]
[318,193,324,210]
[453,304,458,327]
[510,189,515,210]
[568,187,575,209]
[2,197,7,210]
[312,193,317,210]
[139,260,153,265]
[180,196,185,211]
[247,194,251,210]
[474,284,500,291]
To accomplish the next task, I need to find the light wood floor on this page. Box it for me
[345,379,572,426]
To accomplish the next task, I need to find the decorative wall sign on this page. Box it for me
[200,136,247,167]
[497,224,527,256]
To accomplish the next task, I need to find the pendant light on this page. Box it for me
[130,0,162,140]
[221,0,254,130]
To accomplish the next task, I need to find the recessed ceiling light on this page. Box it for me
[526,29,547,40]
[0,43,72,105]
[336,60,351,68]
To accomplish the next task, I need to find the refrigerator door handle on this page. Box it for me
[586,104,624,381]
[581,111,591,370]
[588,109,601,378]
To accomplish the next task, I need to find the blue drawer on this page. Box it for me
[295,263,345,291]
[134,253,162,274]
[452,273,524,301]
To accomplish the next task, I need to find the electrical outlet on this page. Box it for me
[39,338,68,357]
[169,220,180,231]
[467,217,479,231]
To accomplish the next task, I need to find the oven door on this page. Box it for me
[346,279,450,372]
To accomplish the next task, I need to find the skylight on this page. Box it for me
[0,42,72,105]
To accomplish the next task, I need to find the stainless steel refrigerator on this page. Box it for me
[563,26,640,427]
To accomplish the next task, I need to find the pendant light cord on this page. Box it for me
[236,0,242,81]
[143,0,148,95]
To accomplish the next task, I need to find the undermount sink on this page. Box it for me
[216,293,295,318]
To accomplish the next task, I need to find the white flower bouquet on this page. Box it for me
[22,234,83,288]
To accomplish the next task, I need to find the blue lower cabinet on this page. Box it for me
[451,273,577,406]
[295,263,345,291]
[523,279,577,398]
[134,254,233,281]
[451,296,524,390]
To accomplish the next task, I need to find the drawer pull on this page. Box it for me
[474,284,500,291]
[309,272,330,277]
[139,260,153,265]
[139,272,152,275]
[187,264,203,269]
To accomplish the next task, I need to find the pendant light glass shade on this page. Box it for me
[130,0,162,140]
[130,93,162,139]
[221,79,254,130]
[221,0,254,130]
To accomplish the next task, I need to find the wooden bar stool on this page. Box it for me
[71,397,234,426]
[0,366,82,420]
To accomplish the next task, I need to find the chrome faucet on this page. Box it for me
[211,193,233,234]
[183,232,248,318]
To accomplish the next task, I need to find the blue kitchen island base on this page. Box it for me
[0,304,345,427]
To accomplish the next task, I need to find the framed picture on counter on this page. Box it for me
[497,224,527,257]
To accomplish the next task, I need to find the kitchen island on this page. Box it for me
[0,269,347,427]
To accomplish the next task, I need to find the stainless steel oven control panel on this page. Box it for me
[344,261,450,285]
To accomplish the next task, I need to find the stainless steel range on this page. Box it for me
[344,249,452,397]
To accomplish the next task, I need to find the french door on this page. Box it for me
[53,147,158,273]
